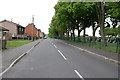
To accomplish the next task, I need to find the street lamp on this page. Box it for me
[32,15,34,41]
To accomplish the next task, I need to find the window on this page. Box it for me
[22,28,23,31]
[19,27,21,31]
[12,33,15,37]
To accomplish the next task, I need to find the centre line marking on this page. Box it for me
[58,50,67,60]
[74,70,85,80]
[54,45,57,48]
[52,43,54,45]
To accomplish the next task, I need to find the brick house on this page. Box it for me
[40,32,45,38]
[25,23,39,37]
[0,20,25,40]
[37,29,41,38]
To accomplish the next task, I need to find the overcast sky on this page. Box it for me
[0,0,58,34]
[1,0,113,36]
[0,0,98,36]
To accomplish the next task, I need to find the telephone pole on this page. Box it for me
[32,15,34,41]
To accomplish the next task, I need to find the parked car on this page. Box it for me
[44,36,47,39]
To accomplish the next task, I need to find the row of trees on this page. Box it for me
[48,2,120,47]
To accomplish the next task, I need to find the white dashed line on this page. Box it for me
[74,70,85,80]
[58,50,67,60]
[54,45,57,48]
[52,43,54,45]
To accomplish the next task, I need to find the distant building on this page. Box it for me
[25,23,39,37]
[38,29,45,38]
[37,29,41,38]
[40,32,44,38]
[0,20,25,40]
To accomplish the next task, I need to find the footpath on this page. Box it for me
[1,39,43,71]
[61,40,119,64]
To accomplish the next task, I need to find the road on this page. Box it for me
[2,38,118,79]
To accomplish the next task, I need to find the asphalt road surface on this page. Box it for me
[2,38,118,78]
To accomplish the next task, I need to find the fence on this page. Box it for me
[52,36,120,53]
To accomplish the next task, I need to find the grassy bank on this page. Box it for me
[79,42,118,53]
[7,41,31,47]
[52,37,120,53]
[61,39,119,53]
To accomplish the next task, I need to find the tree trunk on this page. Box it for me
[93,30,96,38]
[78,29,81,37]
[83,27,86,42]
[100,2,106,47]
[70,31,72,40]
[67,30,69,40]
[96,2,106,47]
[73,29,75,41]
[92,26,96,42]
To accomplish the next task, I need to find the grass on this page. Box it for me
[0,47,7,50]
[104,46,117,53]
[64,39,119,53]
[80,42,119,53]
[7,41,31,47]
[82,42,119,53]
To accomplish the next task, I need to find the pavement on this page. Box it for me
[1,38,119,79]
[1,39,43,71]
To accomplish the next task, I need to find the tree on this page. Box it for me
[105,27,118,37]
[67,2,98,42]
[96,2,106,47]
[118,25,120,38]
[106,2,120,28]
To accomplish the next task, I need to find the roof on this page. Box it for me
[0,20,25,28]
[38,29,41,32]
[26,23,37,29]
[0,27,9,31]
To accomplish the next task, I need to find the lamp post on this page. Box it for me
[32,15,34,41]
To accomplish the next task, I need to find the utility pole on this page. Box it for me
[32,15,34,41]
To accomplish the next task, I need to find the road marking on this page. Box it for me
[58,50,67,60]
[74,70,85,80]
[26,46,34,53]
[54,45,57,48]
[0,52,27,77]
[63,42,120,64]
[52,43,54,45]
[0,42,40,77]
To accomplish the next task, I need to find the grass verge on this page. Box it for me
[65,39,119,53]
[7,41,31,47]
[80,42,118,53]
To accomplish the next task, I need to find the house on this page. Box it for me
[37,29,45,38]
[40,32,45,38]
[37,29,41,38]
[25,23,39,37]
[0,20,25,40]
